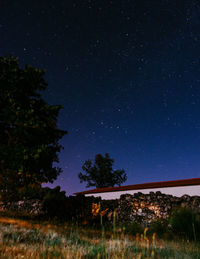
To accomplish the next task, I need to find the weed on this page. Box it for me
[0,217,200,258]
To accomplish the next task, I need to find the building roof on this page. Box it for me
[74,177,200,195]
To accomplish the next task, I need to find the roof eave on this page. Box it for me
[74,177,200,195]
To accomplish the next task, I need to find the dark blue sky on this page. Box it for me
[1,0,200,195]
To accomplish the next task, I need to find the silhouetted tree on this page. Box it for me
[0,56,67,201]
[78,153,127,188]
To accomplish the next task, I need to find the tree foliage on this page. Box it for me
[42,186,67,219]
[0,56,67,201]
[78,153,127,188]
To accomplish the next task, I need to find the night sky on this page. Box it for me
[1,0,200,195]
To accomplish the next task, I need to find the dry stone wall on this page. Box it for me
[1,192,200,224]
[0,199,45,216]
[103,191,200,225]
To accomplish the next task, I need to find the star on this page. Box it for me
[1,0,200,195]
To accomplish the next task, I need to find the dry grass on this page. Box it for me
[0,217,199,258]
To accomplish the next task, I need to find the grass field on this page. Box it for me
[0,217,199,258]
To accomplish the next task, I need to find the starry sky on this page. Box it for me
[1,0,200,195]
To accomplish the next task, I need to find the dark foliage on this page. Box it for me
[65,195,101,222]
[17,183,44,200]
[0,56,67,201]
[78,153,127,188]
[148,219,169,238]
[42,186,68,219]
[169,207,200,241]
[40,186,100,221]
[123,222,144,235]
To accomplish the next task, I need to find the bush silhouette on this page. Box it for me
[42,186,67,219]
[169,207,200,240]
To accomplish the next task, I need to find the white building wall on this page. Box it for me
[85,185,200,200]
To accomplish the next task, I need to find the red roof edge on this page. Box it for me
[74,177,200,195]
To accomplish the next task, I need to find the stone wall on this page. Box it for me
[103,191,200,225]
[1,192,200,224]
[0,199,45,216]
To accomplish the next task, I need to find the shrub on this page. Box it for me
[42,188,100,222]
[169,207,200,241]
[64,195,101,223]
[124,222,143,235]
[148,219,169,238]
[42,186,68,219]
